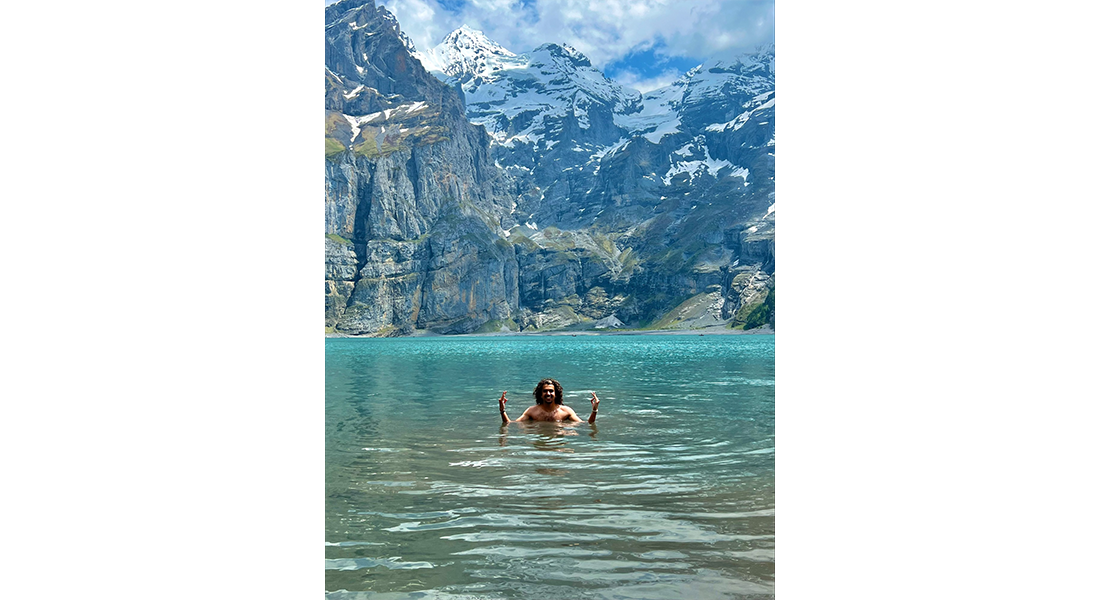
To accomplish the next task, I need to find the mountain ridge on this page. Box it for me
[324,4,774,336]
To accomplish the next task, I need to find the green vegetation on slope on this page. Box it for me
[742,287,775,330]
[326,233,353,245]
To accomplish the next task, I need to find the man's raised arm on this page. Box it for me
[588,392,600,424]
[498,391,511,424]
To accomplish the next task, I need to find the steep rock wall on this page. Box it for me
[324,1,776,335]
[325,0,517,335]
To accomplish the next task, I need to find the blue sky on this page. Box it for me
[326,0,774,93]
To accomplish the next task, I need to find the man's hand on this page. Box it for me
[499,391,508,411]
[590,392,599,410]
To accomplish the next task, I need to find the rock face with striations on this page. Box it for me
[325,0,518,335]
[325,2,775,335]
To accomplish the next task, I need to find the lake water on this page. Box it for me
[326,334,775,599]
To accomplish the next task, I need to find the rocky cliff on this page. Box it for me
[325,0,519,335]
[325,1,774,335]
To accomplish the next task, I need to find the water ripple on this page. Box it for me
[325,557,436,571]
[327,335,774,598]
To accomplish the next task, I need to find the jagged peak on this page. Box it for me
[700,46,776,76]
[330,0,372,8]
[439,25,514,55]
[448,24,481,37]
[532,43,592,67]
[325,0,374,26]
[325,0,406,44]
[424,26,520,78]
[325,0,399,36]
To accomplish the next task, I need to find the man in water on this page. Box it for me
[498,378,600,424]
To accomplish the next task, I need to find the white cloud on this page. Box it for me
[380,0,448,53]
[382,0,774,69]
[613,67,684,94]
[333,0,776,68]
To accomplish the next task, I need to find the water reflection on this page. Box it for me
[497,421,598,449]
[534,468,569,476]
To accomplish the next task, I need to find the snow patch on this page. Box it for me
[740,170,752,186]
[338,102,433,142]
[588,138,630,172]
[673,142,695,157]
[662,143,741,186]
[643,115,681,143]
[706,98,775,133]
[341,111,386,143]
[342,85,364,100]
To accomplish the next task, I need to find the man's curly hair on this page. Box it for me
[533,378,563,405]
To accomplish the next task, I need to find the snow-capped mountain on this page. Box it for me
[417,27,773,150]
[416,27,640,151]
[325,2,775,337]
[413,25,520,80]
[616,49,775,145]
[413,28,774,235]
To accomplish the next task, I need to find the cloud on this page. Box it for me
[612,67,685,94]
[404,0,543,54]
[382,0,774,69]
[380,0,448,52]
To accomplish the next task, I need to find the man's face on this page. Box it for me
[539,384,556,404]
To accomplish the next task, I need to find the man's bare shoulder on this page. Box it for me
[554,406,581,421]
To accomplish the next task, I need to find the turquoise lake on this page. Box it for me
[326,334,775,599]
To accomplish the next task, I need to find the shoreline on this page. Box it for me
[326,324,774,339]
